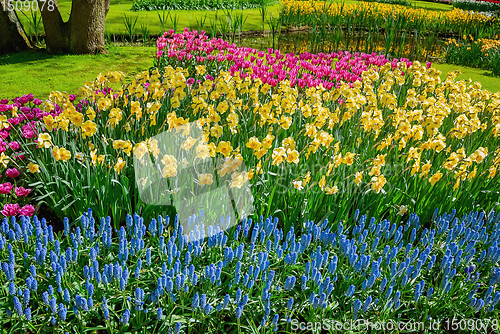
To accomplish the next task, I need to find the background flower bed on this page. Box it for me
[445,36,500,76]
[130,0,278,11]
[451,0,500,13]
[0,95,49,218]
[280,0,500,40]
[1,206,500,333]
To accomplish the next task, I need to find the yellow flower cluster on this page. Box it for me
[447,36,500,57]
[281,0,497,28]
[36,59,500,200]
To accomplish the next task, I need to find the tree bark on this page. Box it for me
[38,0,70,53]
[0,9,32,54]
[69,0,110,54]
[38,0,110,54]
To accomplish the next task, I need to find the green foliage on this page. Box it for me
[445,38,500,77]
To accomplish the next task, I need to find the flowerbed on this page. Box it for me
[452,0,500,13]
[156,29,415,90]
[280,0,500,39]
[0,95,51,218]
[4,29,498,235]
[130,0,277,11]
[1,206,500,333]
[445,36,500,76]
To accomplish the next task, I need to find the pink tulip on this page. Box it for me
[1,203,20,217]
[0,182,13,194]
[19,204,35,217]
[5,168,19,178]
[8,141,19,150]
[15,187,31,197]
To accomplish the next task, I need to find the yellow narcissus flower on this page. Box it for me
[325,186,339,195]
[230,171,248,189]
[86,107,96,121]
[286,149,300,164]
[246,137,262,150]
[198,173,214,185]
[488,166,497,178]
[43,115,55,131]
[370,175,387,194]
[272,147,286,166]
[131,101,142,119]
[195,65,206,75]
[303,172,311,184]
[318,175,326,191]
[133,142,149,160]
[0,115,10,130]
[162,164,177,178]
[113,140,133,156]
[216,141,233,158]
[27,162,40,173]
[254,147,267,160]
[108,108,123,127]
[71,112,84,127]
[282,137,296,151]
[0,152,9,168]
[97,97,111,111]
[181,137,197,151]
[55,114,70,132]
[354,171,363,186]
[196,144,211,160]
[114,157,126,175]
[261,134,275,150]
[429,171,443,186]
[161,155,177,166]
[53,146,71,162]
[210,124,223,139]
[369,166,381,177]
[342,152,356,165]
[372,154,386,166]
[471,147,488,163]
[420,161,432,177]
[279,116,292,130]
[37,133,52,149]
[81,121,97,139]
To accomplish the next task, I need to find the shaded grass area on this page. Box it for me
[0,46,498,101]
[16,0,451,37]
[0,46,156,100]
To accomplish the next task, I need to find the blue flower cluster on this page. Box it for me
[1,207,500,332]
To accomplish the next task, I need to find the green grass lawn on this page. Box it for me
[16,0,452,38]
[18,0,282,36]
[0,46,156,100]
[1,45,498,101]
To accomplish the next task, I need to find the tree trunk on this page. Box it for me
[38,0,110,54]
[38,0,70,53]
[69,0,110,54]
[0,9,32,54]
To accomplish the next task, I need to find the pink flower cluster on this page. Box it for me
[156,28,415,90]
[1,203,35,217]
[1,94,49,218]
[0,182,31,196]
